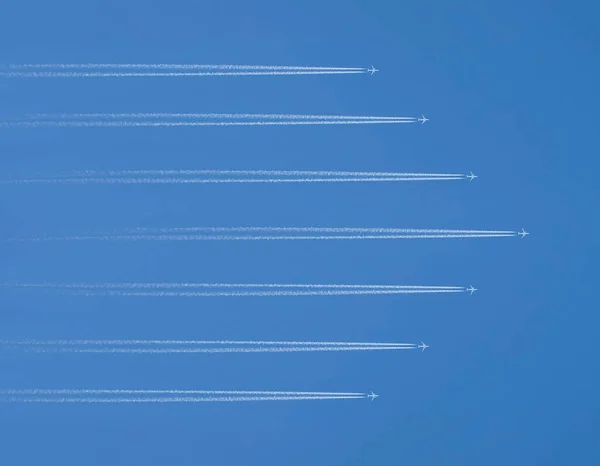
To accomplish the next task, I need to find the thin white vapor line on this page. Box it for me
[1,71,367,78]
[2,339,408,347]
[2,120,417,128]
[37,113,410,121]
[77,289,464,297]
[3,282,461,290]
[0,177,463,184]
[2,389,364,396]
[3,396,365,403]
[74,169,463,177]
[9,64,365,71]
[26,233,516,241]
[21,346,415,354]
[134,227,512,234]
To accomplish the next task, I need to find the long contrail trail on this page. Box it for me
[16,346,416,354]
[2,395,366,403]
[2,339,411,347]
[73,169,463,177]
[8,64,366,71]
[37,113,410,121]
[1,71,367,78]
[3,120,417,128]
[2,169,466,185]
[0,389,370,403]
[2,112,420,128]
[18,234,515,241]
[3,282,463,289]
[2,282,467,297]
[19,226,517,241]
[1,176,464,185]
[1,339,416,354]
[4,64,369,78]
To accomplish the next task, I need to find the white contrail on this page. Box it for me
[3,282,462,290]
[3,120,417,128]
[8,64,366,71]
[1,176,463,185]
[1,71,367,78]
[37,113,409,121]
[1,389,365,396]
[73,169,463,177]
[22,233,516,241]
[3,395,365,403]
[1,387,369,402]
[3,282,465,296]
[133,227,513,234]
[77,289,464,297]
[2,339,409,347]
[21,346,415,354]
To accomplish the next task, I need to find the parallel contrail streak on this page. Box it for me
[9,64,366,71]
[3,120,416,128]
[1,71,367,78]
[25,234,515,241]
[74,169,463,177]
[3,396,365,403]
[133,227,512,234]
[39,113,409,121]
[4,282,461,290]
[1,177,463,184]
[2,389,364,396]
[77,289,464,297]
[19,346,415,354]
[3,339,407,346]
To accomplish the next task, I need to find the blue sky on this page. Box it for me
[0,1,598,465]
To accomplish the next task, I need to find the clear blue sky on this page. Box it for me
[0,1,598,465]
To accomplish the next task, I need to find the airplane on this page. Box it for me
[417,114,429,124]
[418,342,430,352]
[518,228,529,238]
[467,171,478,181]
[467,285,477,295]
[367,391,379,401]
[367,65,379,75]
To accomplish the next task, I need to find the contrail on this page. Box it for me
[0,388,369,403]
[1,169,467,185]
[8,64,366,71]
[2,339,411,347]
[19,233,516,241]
[3,282,463,290]
[19,225,517,241]
[73,289,464,297]
[16,346,415,354]
[1,71,367,78]
[1,176,464,185]
[2,63,370,78]
[2,396,365,403]
[3,120,417,128]
[1,389,366,396]
[133,227,513,234]
[73,169,463,177]
[3,111,419,128]
[36,113,410,121]
[2,338,415,354]
[2,282,466,297]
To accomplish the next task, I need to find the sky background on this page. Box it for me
[0,1,598,465]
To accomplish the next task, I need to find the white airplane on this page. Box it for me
[518,229,529,238]
[367,391,379,401]
[467,171,478,181]
[467,285,477,295]
[418,342,429,352]
[417,114,429,124]
[367,65,379,75]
